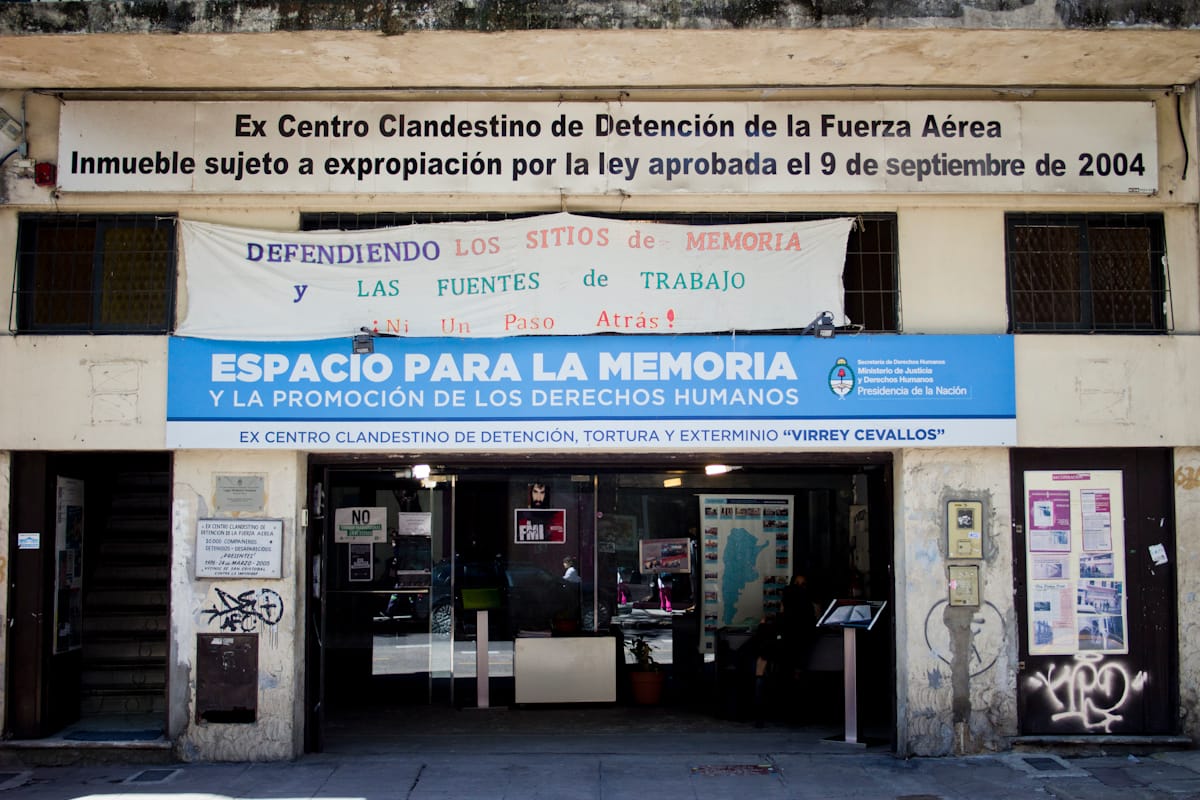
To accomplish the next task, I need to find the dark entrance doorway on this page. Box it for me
[6,452,171,740]
[1012,448,1177,736]
[305,458,895,751]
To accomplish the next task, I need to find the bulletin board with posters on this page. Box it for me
[1024,470,1128,656]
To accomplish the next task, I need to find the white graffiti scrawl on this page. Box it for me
[1027,653,1148,732]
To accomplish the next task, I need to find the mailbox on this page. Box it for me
[196,633,257,723]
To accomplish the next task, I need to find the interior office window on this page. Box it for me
[12,214,176,333]
[1006,213,1168,333]
[302,211,900,332]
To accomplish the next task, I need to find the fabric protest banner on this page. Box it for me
[175,213,854,340]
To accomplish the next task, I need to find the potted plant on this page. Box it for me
[552,607,580,634]
[626,634,665,704]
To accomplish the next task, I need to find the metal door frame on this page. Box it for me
[305,464,457,751]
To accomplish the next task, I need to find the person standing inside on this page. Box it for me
[658,572,673,612]
[562,556,581,583]
[782,573,818,663]
[780,573,819,717]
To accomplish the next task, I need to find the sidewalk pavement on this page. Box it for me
[0,732,1198,800]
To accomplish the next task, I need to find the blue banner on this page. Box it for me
[166,334,1015,450]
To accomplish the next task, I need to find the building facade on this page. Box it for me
[1,1,1199,762]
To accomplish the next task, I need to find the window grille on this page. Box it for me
[12,214,177,333]
[1006,213,1169,333]
[301,211,900,332]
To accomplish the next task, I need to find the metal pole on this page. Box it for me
[843,626,858,744]
[476,609,489,709]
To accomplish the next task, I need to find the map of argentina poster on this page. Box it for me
[698,495,794,653]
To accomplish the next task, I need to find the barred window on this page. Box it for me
[1006,213,1169,333]
[301,211,900,332]
[12,214,177,334]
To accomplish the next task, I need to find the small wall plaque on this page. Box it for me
[214,474,267,514]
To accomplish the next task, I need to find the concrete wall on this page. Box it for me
[1015,337,1200,447]
[3,31,1199,92]
[894,448,1017,756]
[169,450,307,761]
[0,336,167,450]
[1177,447,1200,743]
[4,337,1198,452]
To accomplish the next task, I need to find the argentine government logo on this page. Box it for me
[829,358,855,397]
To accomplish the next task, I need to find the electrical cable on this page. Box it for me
[1177,91,1190,181]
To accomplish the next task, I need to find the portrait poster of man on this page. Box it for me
[528,480,550,508]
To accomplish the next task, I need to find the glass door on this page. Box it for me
[443,471,596,707]
[319,469,444,717]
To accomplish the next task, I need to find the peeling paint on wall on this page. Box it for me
[898,449,1016,756]
[88,360,142,425]
[1175,464,1200,490]
[1174,449,1200,742]
[2,0,1199,34]
[171,451,303,761]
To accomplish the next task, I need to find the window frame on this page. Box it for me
[11,213,178,335]
[1004,212,1169,334]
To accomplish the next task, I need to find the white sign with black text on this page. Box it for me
[59,100,1158,195]
[196,518,284,579]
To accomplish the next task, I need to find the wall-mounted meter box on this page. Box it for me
[196,633,257,724]
[0,108,22,144]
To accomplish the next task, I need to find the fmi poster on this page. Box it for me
[1024,470,1128,656]
[698,495,794,653]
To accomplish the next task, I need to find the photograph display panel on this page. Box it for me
[1024,470,1128,656]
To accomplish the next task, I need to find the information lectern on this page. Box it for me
[817,599,888,745]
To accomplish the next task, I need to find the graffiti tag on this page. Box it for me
[203,587,284,632]
[1026,653,1147,733]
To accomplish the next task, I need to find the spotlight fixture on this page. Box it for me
[412,464,431,480]
[802,310,837,338]
[352,326,402,354]
[663,476,684,488]
[704,464,742,476]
